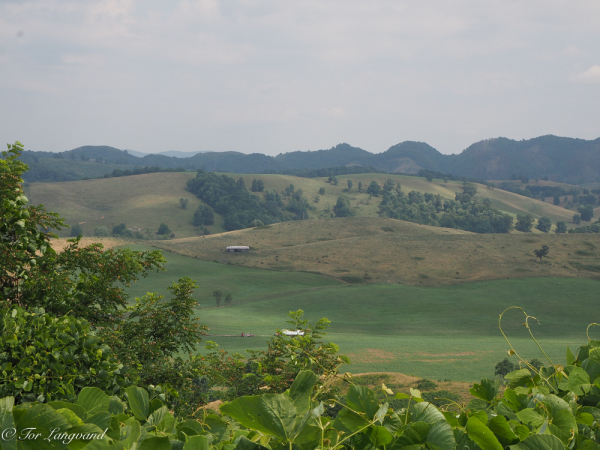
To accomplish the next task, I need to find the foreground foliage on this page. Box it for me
[5,326,600,450]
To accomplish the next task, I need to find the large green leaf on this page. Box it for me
[547,409,577,445]
[47,402,87,421]
[85,412,112,431]
[124,387,149,421]
[138,436,171,450]
[0,396,16,450]
[220,394,296,441]
[470,379,500,403]
[203,414,230,442]
[566,347,576,366]
[345,385,381,419]
[466,417,503,450]
[146,405,167,427]
[426,420,456,450]
[64,423,106,450]
[231,436,270,450]
[509,434,565,450]
[411,402,445,425]
[333,408,369,434]
[121,417,141,450]
[487,415,518,447]
[286,370,318,415]
[182,435,210,450]
[541,395,570,417]
[392,420,455,450]
[76,388,111,416]
[506,369,533,389]
[502,389,530,413]
[367,425,393,447]
[392,421,430,448]
[12,403,72,450]
[581,359,600,383]
[515,409,545,428]
[567,367,591,395]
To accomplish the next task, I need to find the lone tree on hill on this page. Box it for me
[555,221,567,233]
[333,195,353,217]
[213,289,223,307]
[358,181,362,192]
[579,205,594,222]
[494,358,516,376]
[179,198,188,209]
[157,223,171,235]
[515,214,534,232]
[70,223,83,237]
[536,216,552,233]
[347,179,353,190]
[533,245,550,262]
[224,293,232,306]
[367,181,382,196]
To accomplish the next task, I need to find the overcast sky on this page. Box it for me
[1,0,599,155]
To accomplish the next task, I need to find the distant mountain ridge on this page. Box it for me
[17,135,600,184]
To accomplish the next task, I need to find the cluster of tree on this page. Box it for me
[112,222,146,239]
[378,181,514,233]
[568,218,600,234]
[250,178,265,192]
[213,289,233,306]
[263,165,385,178]
[416,169,487,185]
[187,171,288,231]
[497,182,598,207]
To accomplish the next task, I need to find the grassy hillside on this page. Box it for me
[153,216,600,286]
[29,171,586,239]
[25,173,225,238]
[115,244,599,381]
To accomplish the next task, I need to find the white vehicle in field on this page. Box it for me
[277,329,305,337]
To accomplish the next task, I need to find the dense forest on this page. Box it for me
[186,171,315,231]
[378,181,514,233]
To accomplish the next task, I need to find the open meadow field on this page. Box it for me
[27,171,590,239]
[152,217,600,286]
[120,245,600,381]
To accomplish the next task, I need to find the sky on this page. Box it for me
[1,0,599,156]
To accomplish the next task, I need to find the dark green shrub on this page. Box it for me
[0,306,130,404]
[416,378,437,391]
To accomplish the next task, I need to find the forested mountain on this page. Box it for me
[17,135,600,184]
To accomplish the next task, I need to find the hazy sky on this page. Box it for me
[1,0,599,155]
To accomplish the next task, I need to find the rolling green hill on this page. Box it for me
[27,171,588,239]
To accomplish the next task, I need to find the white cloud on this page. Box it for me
[573,65,600,84]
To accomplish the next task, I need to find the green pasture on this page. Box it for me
[124,246,600,382]
[124,245,344,305]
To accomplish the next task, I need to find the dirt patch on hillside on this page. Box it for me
[334,371,475,407]
[52,237,124,252]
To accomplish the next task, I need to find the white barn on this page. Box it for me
[226,246,250,252]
